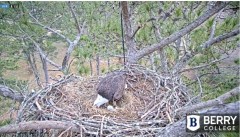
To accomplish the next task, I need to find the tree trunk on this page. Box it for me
[107,57,110,72]
[120,1,137,65]
[89,59,93,76]
[39,54,49,86]
[31,52,41,86]
[96,54,100,75]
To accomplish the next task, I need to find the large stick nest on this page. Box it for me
[16,65,195,136]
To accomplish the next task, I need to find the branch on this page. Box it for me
[174,28,239,74]
[29,13,71,44]
[67,1,81,33]
[176,86,240,115]
[26,37,62,70]
[135,2,227,61]
[0,84,24,102]
[131,25,141,39]
[201,28,239,49]
[179,57,227,73]
[208,9,223,41]
[131,18,155,39]
[0,121,82,134]
[17,24,62,70]
[61,21,86,71]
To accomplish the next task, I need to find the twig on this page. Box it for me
[179,57,227,73]
[35,100,42,111]
[196,74,203,98]
[58,126,72,137]
[100,116,105,137]
[29,12,71,44]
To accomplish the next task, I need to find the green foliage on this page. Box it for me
[216,17,239,36]
[206,18,214,28]
[0,118,11,126]
[175,8,182,17]
[187,71,239,103]
[210,132,239,137]
[101,68,107,73]
[0,42,21,76]
[234,58,240,65]
[78,66,90,75]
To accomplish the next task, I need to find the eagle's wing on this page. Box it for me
[113,89,124,100]
[113,75,126,100]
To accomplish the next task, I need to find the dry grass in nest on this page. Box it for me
[16,65,196,136]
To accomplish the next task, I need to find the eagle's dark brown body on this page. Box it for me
[97,71,126,102]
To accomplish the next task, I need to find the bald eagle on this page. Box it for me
[94,71,127,107]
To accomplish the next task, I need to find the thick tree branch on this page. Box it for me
[135,2,227,61]
[0,84,24,102]
[0,121,81,134]
[176,86,240,115]
[61,21,85,71]
[175,28,239,74]
[158,101,239,137]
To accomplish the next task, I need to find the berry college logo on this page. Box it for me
[187,115,200,131]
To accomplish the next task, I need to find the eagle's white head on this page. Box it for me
[93,94,109,107]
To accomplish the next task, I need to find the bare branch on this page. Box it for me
[27,38,62,70]
[39,53,49,86]
[29,13,71,44]
[208,9,223,41]
[131,25,141,39]
[0,121,82,134]
[174,28,239,74]
[176,86,240,115]
[0,84,24,102]
[179,57,227,73]
[61,21,86,71]
[201,28,239,49]
[67,1,81,33]
[135,2,227,61]
[17,23,61,70]
[131,18,155,39]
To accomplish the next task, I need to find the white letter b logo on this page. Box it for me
[187,115,200,131]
